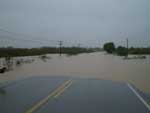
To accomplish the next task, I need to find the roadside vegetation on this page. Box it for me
[0,46,101,58]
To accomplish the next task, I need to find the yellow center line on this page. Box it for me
[26,79,73,113]
[54,81,73,98]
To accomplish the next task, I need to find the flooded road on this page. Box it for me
[1,52,150,93]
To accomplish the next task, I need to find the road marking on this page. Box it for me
[127,83,150,111]
[54,81,73,98]
[26,79,73,113]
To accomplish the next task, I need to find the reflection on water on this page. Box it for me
[1,52,150,93]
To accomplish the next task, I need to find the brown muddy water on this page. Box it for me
[0,52,150,93]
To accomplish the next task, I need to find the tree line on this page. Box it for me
[103,42,150,56]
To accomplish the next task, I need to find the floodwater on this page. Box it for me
[1,52,150,93]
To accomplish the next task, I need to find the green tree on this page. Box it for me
[103,42,115,53]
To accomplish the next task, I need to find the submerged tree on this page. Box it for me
[103,42,115,53]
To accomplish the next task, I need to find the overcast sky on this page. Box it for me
[0,0,149,48]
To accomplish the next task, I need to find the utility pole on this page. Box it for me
[78,43,81,48]
[126,38,129,57]
[58,41,63,56]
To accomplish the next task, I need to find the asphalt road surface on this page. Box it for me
[0,76,149,113]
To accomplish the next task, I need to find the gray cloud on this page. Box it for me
[0,0,149,47]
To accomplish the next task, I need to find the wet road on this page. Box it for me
[0,76,149,113]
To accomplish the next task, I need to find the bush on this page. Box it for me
[116,46,128,56]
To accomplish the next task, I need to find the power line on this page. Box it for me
[0,27,92,47]
[0,27,56,44]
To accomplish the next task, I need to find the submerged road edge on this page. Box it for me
[127,83,150,111]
